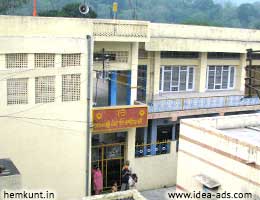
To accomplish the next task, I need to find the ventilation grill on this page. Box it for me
[35,53,55,68]
[6,54,28,69]
[62,54,81,67]
[7,78,28,105]
[62,74,81,102]
[35,76,55,103]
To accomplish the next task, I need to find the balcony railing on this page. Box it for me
[135,141,171,157]
[148,95,260,113]
[93,20,149,40]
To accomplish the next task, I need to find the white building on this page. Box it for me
[177,114,260,199]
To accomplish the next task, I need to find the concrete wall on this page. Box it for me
[0,16,91,200]
[177,116,260,197]
[134,141,177,191]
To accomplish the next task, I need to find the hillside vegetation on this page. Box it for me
[6,0,260,29]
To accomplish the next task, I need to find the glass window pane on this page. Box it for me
[222,70,229,89]
[208,69,215,89]
[215,67,222,85]
[229,67,235,88]
[188,67,194,89]
[172,67,179,87]
[179,70,187,91]
[163,71,171,91]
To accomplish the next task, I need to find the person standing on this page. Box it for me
[121,161,131,191]
[92,165,103,195]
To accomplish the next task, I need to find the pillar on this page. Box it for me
[130,42,139,105]
[108,71,117,106]
[127,71,131,105]
[199,52,208,92]
[143,127,148,156]
[151,120,157,155]
[239,53,247,92]
[126,128,136,169]
[153,51,161,95]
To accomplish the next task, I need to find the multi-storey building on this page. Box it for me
[0,15,260,200]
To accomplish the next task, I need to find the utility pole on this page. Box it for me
[86,35,93,196]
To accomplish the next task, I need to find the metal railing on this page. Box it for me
[148,95,260,113]
[135,140,171,157]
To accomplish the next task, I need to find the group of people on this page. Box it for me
[92,160,138,195]
[120,160,138,191]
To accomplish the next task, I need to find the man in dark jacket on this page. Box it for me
[121,161,131,191]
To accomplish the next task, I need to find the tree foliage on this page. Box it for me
[39,3,97,18]
[0,0,29,14]
[5,0,260,30]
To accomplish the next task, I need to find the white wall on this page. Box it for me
[134,141,177,191]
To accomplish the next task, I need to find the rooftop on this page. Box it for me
[181,113,260,149]
[220,126,260,147]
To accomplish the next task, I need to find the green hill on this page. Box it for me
[7,0,260,29]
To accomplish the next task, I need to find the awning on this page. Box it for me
[194,174,221,189]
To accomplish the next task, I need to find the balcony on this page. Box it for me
[93,19,150,42]
[148,93,260,119]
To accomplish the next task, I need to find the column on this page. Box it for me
[108,71,117,106]
[199,52,208,92]
[130,42,139,105]
[150,120,157,155]
[126,128,136,169]
[153,51,161,96]
[239,53,247,92]
[143,127,148,156]
[126,71,131,105]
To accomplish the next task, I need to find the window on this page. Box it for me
[161,51,199,59]
[6,54,28,68]
[94,51,128,63]
[7,78,28,105]
[35,76,55,103]
[62,74,81,102]
[160,66,195,92]
[35,53,55,68]
[207,66,235,90]
[62,54,81,67]
[208,52,240,59]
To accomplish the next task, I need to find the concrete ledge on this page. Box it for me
[83,190,146,200]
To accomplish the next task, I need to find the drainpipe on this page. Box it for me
[86,35,93,196]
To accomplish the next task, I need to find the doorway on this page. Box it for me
[91,132,126,193]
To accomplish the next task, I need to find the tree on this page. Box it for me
[39,3,97,18]
[237,3,258,26]
[0,0,29,14]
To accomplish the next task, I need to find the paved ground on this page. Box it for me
[141,187,176,200]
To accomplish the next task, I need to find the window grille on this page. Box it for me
[62,54,81,67]
[35,53,55,68]
[208,52,240,59]
[6,54,28,69]
[7,78,28,105]
[94,51,128,63]
[161,51,199,59]
[62,74,81,102]
[35,76,55,103]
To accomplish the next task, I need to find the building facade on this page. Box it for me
[177,114,260,198]
[0,15,260,199]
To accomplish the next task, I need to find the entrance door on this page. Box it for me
[137,65,147,102]
[92,143,125,193]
